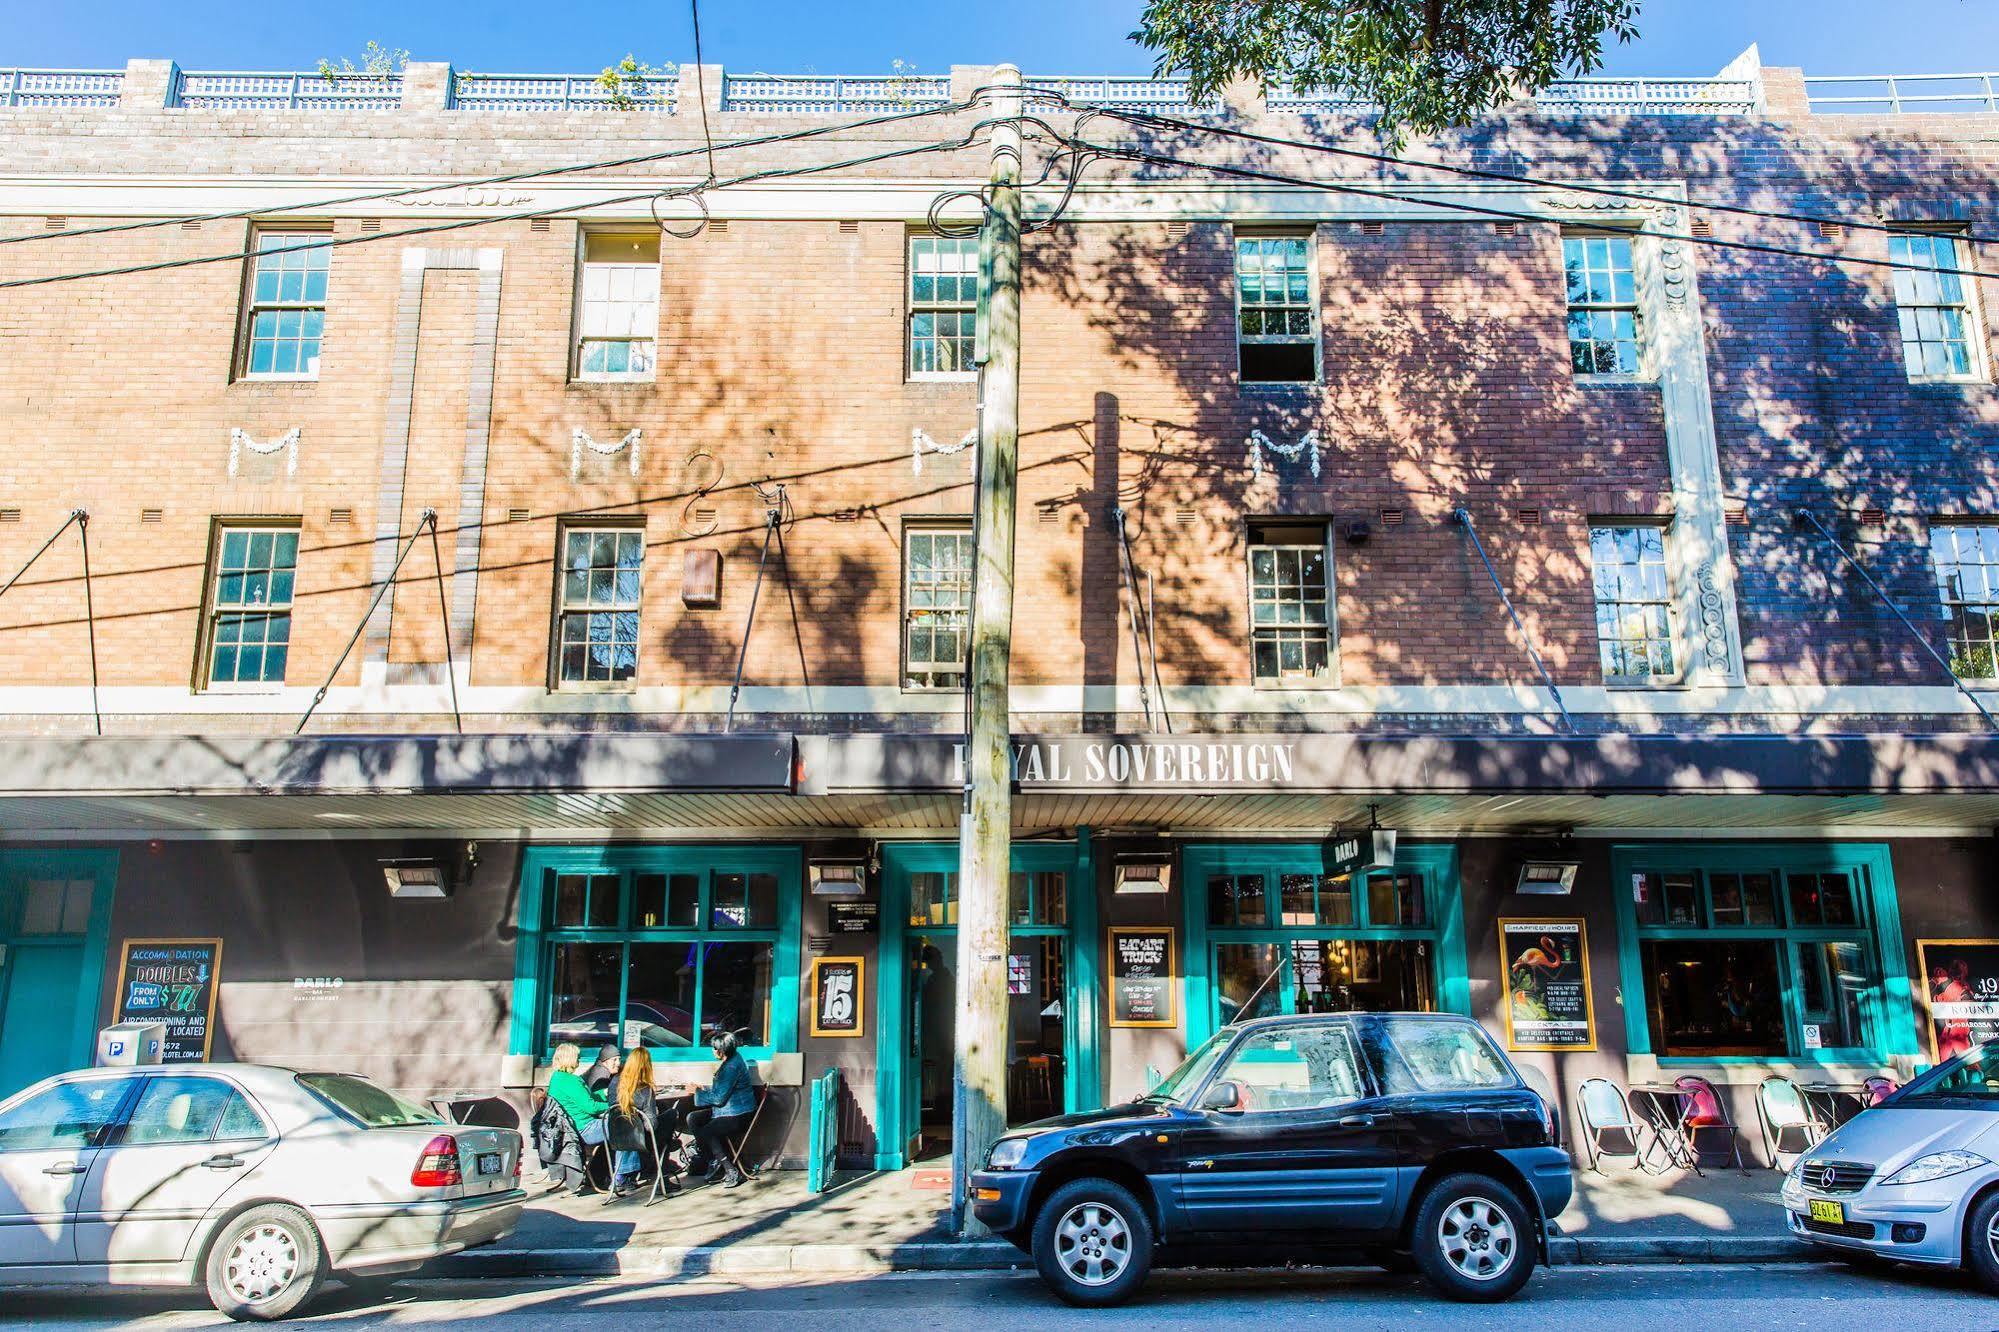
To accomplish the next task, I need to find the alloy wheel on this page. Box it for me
[1053,1200,1132,1286]
[1437,1195,1517,1282]
[224,1222,302,1304]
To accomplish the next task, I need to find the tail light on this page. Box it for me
[1540,1095,1561,1148]
[412,1134,462,1188]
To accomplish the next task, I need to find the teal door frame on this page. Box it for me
[873,835,1100,1171]
[0,848,120,1082]
[1181,841,1467,1048]
[509,843,803,1063]
[1608,841,1919,1065]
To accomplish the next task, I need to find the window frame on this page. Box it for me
[572,230,662,384]
[194,517,302,694]
[548,519,647,693]
[236,225,331,382]
[1245,520,1338,688]
[1588,520,1682,688]
[1888,226,1989,385]
[515,846,803,1064]
[1233,227,1323,387]
[900,519,975,693]
[1611,843,1918,1068]
[1929,520,1999,683]
[1561,227,1648,381]
[906,233,981,382]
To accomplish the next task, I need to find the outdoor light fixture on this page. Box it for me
[809,861,868,897]
[1114,860,1173,895]
[1515,860,1581,896]
[380,858,451,899]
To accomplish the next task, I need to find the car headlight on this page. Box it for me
[986,1137,1028,1171]
[1882,1150,1989,1186]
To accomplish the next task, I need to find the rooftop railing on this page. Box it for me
[721,73,952,113]
[0,68,124,109]
[1266,86,1377,114]
[1535,76,1760,115]
[1804,72,1999,114]
[172,70,402,111]
[1026,75,1222,113]
[453,71,677,112]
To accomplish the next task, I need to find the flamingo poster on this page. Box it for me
[1499,919,1595,1051]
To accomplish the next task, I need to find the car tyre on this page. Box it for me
[1410,1173,1536,1303]
[204,1203,328,1322]
[1964,1190,1999,1292]
[1030,1177,1154,1307]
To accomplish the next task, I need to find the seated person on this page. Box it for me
[545,1041,610,1194]
[608,1048,680,1197]
[677,1031,756,1188]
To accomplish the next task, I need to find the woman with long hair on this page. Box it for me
[608,1046,674,1197]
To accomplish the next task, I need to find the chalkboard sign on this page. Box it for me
[809,956,865,1038]
[114,938,223,1063]
[1917,939,1999,1063]
[1498,919,1595,1052]
[1109,927,1176,1029]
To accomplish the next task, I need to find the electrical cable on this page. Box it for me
[0,96,974,249]
[1084,103,1999,251]
[688,0,719,183]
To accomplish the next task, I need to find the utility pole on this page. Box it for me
[954,62,1023,1236]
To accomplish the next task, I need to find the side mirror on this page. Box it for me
[1201,1080,1242,1112]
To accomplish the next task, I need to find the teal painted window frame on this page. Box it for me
[872,836,1099,1171]
[0,848,120,1075]
[1182,841,1467,1047]
[509,845,802,1063]
[1609,842,1918,1065]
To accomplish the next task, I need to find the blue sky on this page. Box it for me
[8,0,1997,78]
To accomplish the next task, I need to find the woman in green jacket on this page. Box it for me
[547,1042,609,1194]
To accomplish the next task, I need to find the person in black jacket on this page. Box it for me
[582,1045,621,1095]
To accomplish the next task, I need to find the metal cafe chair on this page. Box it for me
[1673,1074,1748,1174]
[1755,1075,1825,1169]
[1628,1084,1703,1175]
[1574,1078,1651,1173]
[1861,1074,1901,1108]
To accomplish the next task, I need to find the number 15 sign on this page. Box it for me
[810,956,866,1038]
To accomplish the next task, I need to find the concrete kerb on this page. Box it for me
[439,1234,1814,1280]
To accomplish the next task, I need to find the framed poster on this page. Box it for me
[1498,919,1595,1052]
[1108,927,1176,1029]
[1915,939,1999,1064]
[113,938,224,1063]
[809,956,866,1039]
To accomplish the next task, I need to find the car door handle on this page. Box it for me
[42,1162,85,1176]
[1339,1114,1378,1128]
[202,1154,246,1170]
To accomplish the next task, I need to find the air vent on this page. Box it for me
[1816,220,1846,241]
[1380,507,1404,527]
[1690,217,1714,239]
[140,508,163,524]
[1723,506,1749,527]
[529,217,551,233]
[44,217,65,231]
[693,505,718,528]
[1859,506,1886,527]
[507,507,531,523]
[1174,507,1197,526]
[0,508,20,524]
[1165,220,1189,237]
[1492,221,1518,237]
[1038,506,1060,525]
[709,219,730,235]
[838,219,859,235]
[359,219,381,233]
[328,507,353,524]
[1359,220,1385,236]
[180,219,201,232]
[1515,507,1542,526]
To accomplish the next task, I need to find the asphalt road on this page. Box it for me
[6,1263,1991,1329]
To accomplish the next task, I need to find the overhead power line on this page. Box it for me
[0,97,971,249]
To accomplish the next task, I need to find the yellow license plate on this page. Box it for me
[1809,1199,1846,1225]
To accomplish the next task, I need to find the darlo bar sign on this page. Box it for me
[954,738,1299,789]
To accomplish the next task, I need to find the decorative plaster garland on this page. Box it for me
[571,427,643,479]
[911,426,976,475]
[1246,429,1322,481]
[228,427,299,478]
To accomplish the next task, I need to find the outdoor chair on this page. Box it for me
[1755,1075,1824,1168]
[1861,1074,1900,1108]
[1574,1077,1650,1173]
[1673,1074,1748,1174]
[722,1085,772,1181]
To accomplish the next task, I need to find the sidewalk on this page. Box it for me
[440,1161,1805,1279]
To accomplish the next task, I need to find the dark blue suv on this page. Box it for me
[971,1012,1571,1306]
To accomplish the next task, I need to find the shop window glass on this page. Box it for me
[1788,872,1858,928]
[1291,939,1433,1013]
[700,942,774,1046]
[624,942,698,1050]
[1661,872,1700,925]
[711,872,777,929]
[1366,872,1425,927]
[1742,873,1778,925]
[1641,938,1787,1057]
[1006,937,1067,1125]
[1317,875,1356,926]
[633,873,699,929]
[1208,874,1268,928]
[1798,941,1869,1049]
[551,873,620,929]
[910,872,958,927]
[547,942,624,1051]
[1216,943,1283,1025]
[1008,871,1066,927]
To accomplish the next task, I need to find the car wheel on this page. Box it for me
[1964,1190,1999,1292]
[1410,1173,1536,1303]
[204,1204,328,1322]
[1030,1178,1154,1307]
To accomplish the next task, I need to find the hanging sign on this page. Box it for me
[1109,927,1176,1029]
[1327,829,1398,878]
[1498,919,1595,1052]
[1916,939,1999,1063]
[113,938,224,1063]
[809,956,866,1039]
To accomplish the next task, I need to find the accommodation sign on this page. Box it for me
[114,938,223,1062]
[953,738,1299,789]
[1498,920,1595,1052]
[1109,927,1176,1029]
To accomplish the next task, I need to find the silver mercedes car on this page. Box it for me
[1781,1037,1999,1286]
[0,1063,524,1320]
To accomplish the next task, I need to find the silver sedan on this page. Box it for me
[0,1063,523,1320]
[1781,1036,1999,1284]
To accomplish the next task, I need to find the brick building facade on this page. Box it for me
[2,52,1999,1170]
